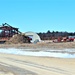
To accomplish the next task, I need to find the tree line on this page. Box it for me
[37,30,75,40]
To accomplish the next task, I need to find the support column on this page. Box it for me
[4,30,5,37]
[9,30,10,37]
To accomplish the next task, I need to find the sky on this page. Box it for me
[0,0,75,33]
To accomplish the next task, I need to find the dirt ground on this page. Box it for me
[0,42,75,75]
[0,53,75,75]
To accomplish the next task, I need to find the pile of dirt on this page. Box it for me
[5,34,30,44]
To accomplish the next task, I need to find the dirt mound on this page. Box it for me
[5,34,30,44]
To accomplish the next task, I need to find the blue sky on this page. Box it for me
[0,0,75,33]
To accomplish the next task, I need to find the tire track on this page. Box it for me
[6,57,72,75]
[0,54,74,75]
[0,62,37,75]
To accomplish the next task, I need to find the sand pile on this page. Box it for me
[5,34,30,44]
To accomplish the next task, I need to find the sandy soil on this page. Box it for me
[0,53,75,75]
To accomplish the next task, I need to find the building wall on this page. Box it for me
[25,32,41,43]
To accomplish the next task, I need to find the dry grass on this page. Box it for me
[0,41,75,49]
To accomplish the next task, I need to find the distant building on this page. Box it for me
[0,23,20,37]
[25,32,41,43]
[0,23,21,42]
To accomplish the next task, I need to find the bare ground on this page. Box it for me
[0,53,75,75]
[0,41,75,75]
[0,41,75,49]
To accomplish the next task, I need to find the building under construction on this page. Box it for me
[0,23,21,41]
[0,23,32,43]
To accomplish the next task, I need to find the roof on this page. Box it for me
[25,31,41,43]
[0,23,18,30]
